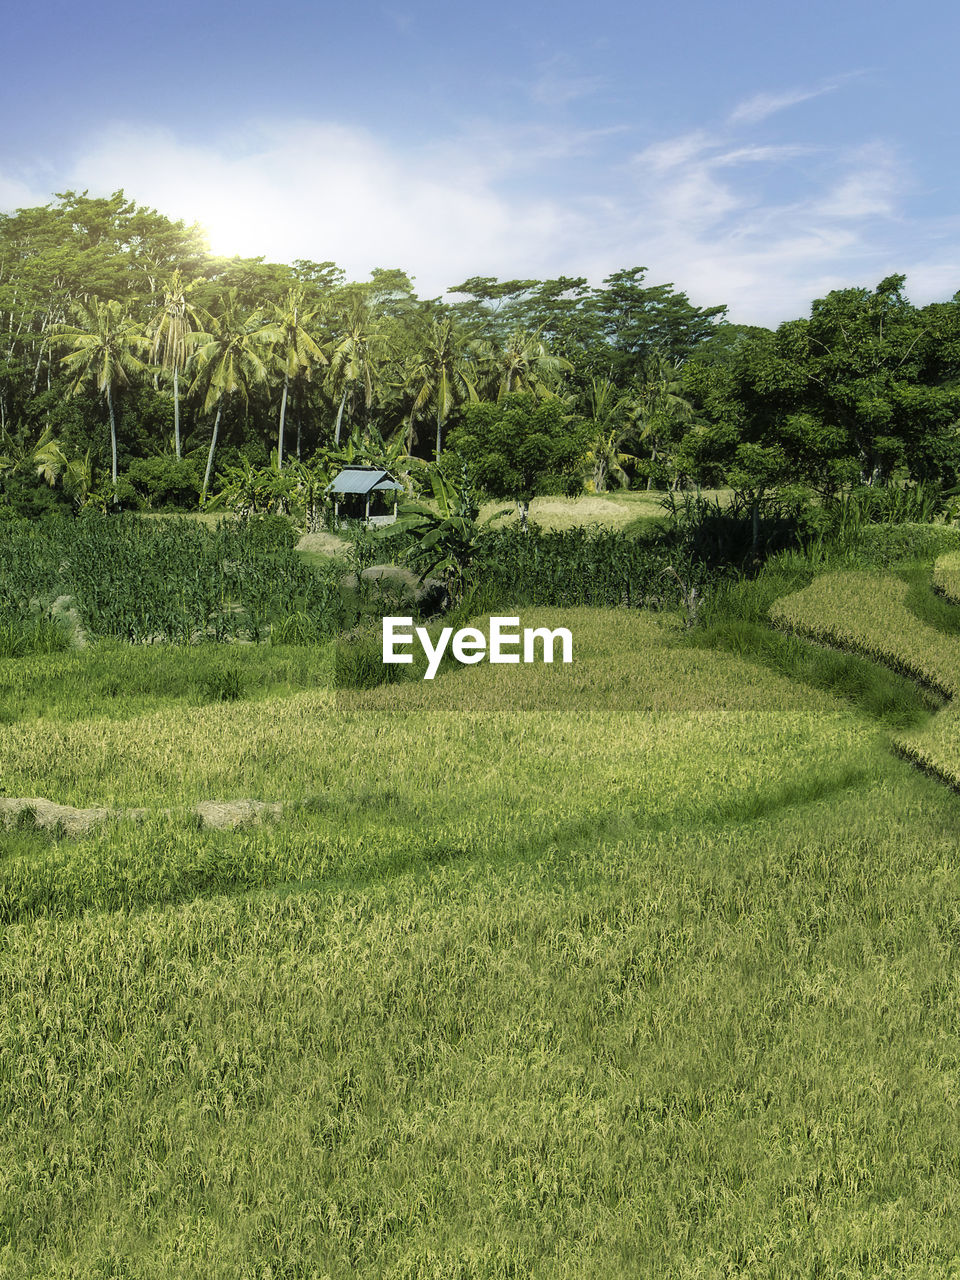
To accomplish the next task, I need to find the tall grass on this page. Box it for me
[0,514,348,643]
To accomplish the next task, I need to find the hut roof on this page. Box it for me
[326,466,403,496]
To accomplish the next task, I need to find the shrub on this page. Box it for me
[856,522,959,566]
[124,456,201,510]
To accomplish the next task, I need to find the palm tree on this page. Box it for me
[269,287,327,468]
[188,291,273,501]
[149,269,201,460]
[584,376,639,492]
[53,300,149,490]
[324,302,385,447]
[627,355,695,489]
[488,327,571,400]
[406,319,479,459]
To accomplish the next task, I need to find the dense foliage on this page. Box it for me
[474,524,706,611]
[4,189,958,521]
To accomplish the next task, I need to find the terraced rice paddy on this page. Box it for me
[771,566,960,790]
[934,549,960,603]
[3,591,960,1276]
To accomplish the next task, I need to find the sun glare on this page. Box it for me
[197,200,273,260]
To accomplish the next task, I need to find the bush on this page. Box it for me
[124,456,202,510]
[0,615,70,658]
[334,627,409,689]
[198,662,246,702]
[0,471,74,519]
[856,522,959,566]
[233,512,298,553]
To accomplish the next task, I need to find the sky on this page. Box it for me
[2,0,958,325]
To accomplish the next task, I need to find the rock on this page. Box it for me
[195,799,283,829]
[0,796,285,836]
[0,797,111,837]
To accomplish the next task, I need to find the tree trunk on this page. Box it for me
[751,499,760,555]
[277,371,289,467]
[107,384,118,489]
[202,403,224,501]
[334,388,346,447]
[436,407,443,461]
[30,313,50,395]
[173,367,182,459]
[517,499,529,531]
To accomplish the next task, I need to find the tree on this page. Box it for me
[582,377,638,492]
[627,355,696,488]
[595,267,726,379]
[485,327,572,401]
[148,269,201,459]
[188,291,273,500]
[680,275,960,513]
[406,318,479,459]
[797,275,960,485]
[53,299,149,490]
[268,286,326,467]
[325,301,387,447]
[448,392,588,527]
[0,425,94,510]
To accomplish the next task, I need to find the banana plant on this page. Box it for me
[0,426,94,508]
[208,452,298,518]
[287,457,334,532]
[385,462,506,606]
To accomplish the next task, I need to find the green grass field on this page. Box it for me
[5,572,960,1276]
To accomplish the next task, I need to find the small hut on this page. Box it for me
[326,465,403,527]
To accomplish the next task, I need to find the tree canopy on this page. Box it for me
[1,187,958,516]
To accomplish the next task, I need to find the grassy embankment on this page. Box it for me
[4,576,960,1275]
[933,548,960,602]
[771,566,960,789]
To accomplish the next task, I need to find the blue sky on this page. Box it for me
[2,0,958,323]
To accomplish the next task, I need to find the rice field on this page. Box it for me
[769,570,960,696]
[478,490,672,531]
[4,596,960,1275]
[934,549,960,603]
[770,565,960,790]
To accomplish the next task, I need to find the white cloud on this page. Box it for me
[0,168,52,213]
[66,120,586,296]
[728,81,841,126]
[529,55,606,108]
[813,142,902,219]
[590,130,929,322]
[2,100,955,326]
